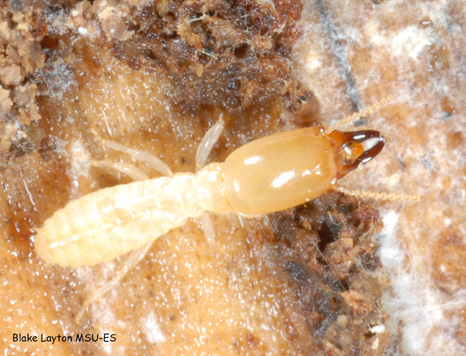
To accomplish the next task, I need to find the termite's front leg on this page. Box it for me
[195,117,226,244]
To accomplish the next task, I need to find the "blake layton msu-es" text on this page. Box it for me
[13,333,116,344]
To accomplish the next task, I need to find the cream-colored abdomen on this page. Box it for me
[36,174,205,267]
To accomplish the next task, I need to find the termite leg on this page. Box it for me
[78,158,153,320]
[195,117,225,244]
[78,156,155,320]
[100,140,173,177]
[90,128,172,177]
[76,242,153,322]
[195,116,225,171]
[79,118,226,317]
[91,160,150,181]
[199,213,216,245]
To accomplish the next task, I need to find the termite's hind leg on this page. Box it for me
[76,243,153,322]
[77,153,155,321]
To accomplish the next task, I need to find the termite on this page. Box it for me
[35,96,418,269]
[38,124,383,265]
[35,97,420,318]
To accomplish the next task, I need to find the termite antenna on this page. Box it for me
[325,96,394,134]
[334,186,420,202]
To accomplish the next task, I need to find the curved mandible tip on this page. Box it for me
[337,130,385,178]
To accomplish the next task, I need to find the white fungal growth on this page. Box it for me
[391,26,436,60]
[379,210,466,355]
[141,311,166,344]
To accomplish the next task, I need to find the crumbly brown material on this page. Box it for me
[110,0,310,119]
[267,191,388,355]
[0,0,45,155]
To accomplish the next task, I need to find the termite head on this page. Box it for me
[329,130,385,179]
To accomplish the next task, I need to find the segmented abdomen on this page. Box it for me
[35,174,202,267]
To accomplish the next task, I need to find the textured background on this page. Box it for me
[293,1,466,354]
[0,0,465,355]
